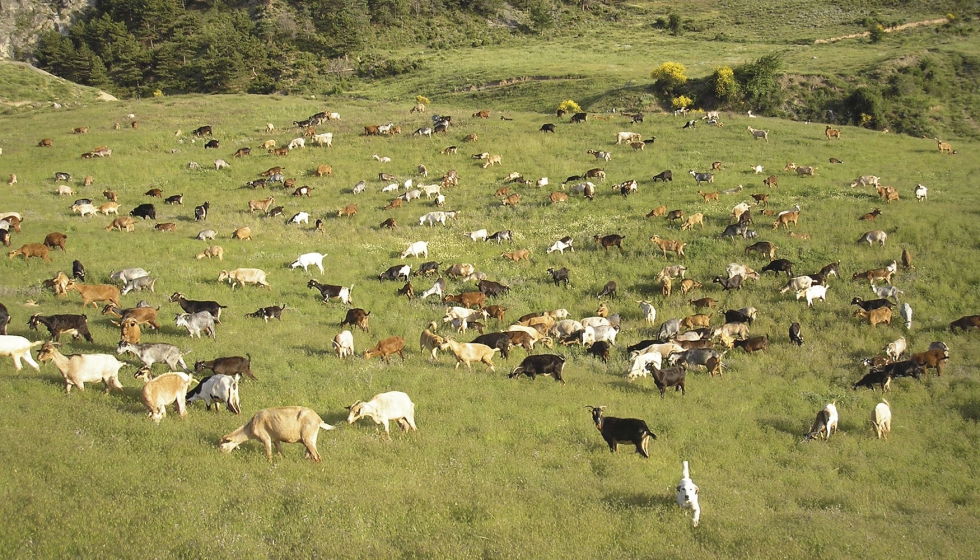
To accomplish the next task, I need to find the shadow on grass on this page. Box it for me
[601,490,674,510]
[758,415,799,436]
[957,401,980,422]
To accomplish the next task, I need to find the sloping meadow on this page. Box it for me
[0,95,978,557]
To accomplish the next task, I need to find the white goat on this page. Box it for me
[627,351,662,381]
[347,391,418,438]
[899,303,913,330]
[638,300,657,325]
[37,342,126,393]
[884,337,907,362]
[0,335,42,371]
[333,330,354,358]
[466,229,488,242]
[796,285,828,308]
[290,252,326,274]
[401,241,429,259]
[872,400,892,440]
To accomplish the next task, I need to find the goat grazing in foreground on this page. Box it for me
[220,407,335,462]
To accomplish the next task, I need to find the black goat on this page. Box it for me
[509,355,566,384]
[478,279,510,297]
[547,267,570,288]
[761,259,794,277]
[597,281,617,299]
[471,332,512,360]
[852,368,892,392]
[0,302,10,335]
[248,304,286,322]
[414,261,441,276]
[851,297,894,312]
[587,406,656,458]
[130,203,157,220]
[28,313,94,342]
[587,341,611,362]
[647,364,687,398]
[72,260,85,281]
[713,275,743,291]
[169,292,225,323]
[789,322,804,345]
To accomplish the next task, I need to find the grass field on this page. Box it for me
[0,92,979,558]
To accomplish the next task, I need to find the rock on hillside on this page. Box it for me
[0,0,93,60]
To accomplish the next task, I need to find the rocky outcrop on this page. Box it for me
[0,0,94,60]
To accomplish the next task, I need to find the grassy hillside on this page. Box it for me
[0,61,111,113]
[0,94,978,558]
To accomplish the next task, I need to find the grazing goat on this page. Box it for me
[186,374,241,414]
[509,354,567,384]
[118,341,189,371]
[333,330,355,358]
[175,311,216,339]
[347,391,417,439]
[853,307,892,328]
[858,230,888,247]
[363,336,406,362]
[220,407,334,462]
[950,315,980,332]
[804,402,838,441]
[872,400,892,440]
[65,281,120,308]
[587,406,656,458]
[440,339,499,371]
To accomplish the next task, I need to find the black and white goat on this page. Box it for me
[186,374,241,414]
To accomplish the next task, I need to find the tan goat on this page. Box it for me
[220,407,335,462]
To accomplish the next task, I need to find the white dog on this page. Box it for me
[676,461,701,527]
[805,402,839,441]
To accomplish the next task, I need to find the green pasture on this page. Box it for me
[0,94,978,558]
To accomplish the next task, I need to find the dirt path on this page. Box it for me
[814,18,948,44]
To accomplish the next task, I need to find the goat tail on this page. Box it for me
[682,461,690,479]
[320,422,336,431]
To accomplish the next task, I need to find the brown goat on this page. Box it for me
[650,235,685,259]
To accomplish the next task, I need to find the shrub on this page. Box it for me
[734,53,783,112]
[416,95,430,106]
[651,62,687,95]
[713,66,740,103]
[557,99,582,113]
[869,24,885,43]
[667,13,682,35]
[672,95,693,110]
[846,86,885,129]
